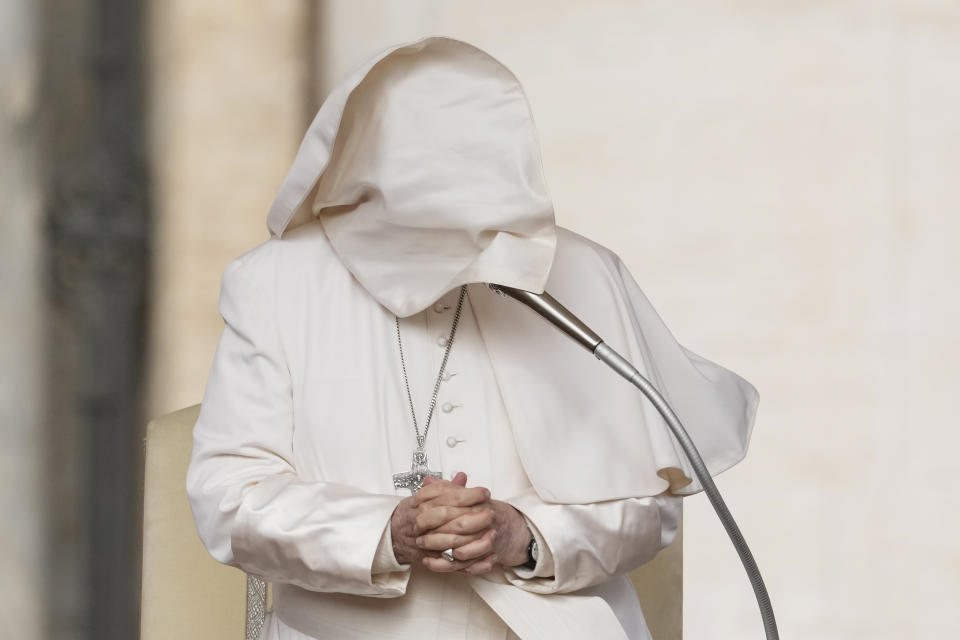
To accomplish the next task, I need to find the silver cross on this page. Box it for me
[393,449,442,494]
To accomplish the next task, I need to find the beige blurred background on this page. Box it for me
[3,1,958,638]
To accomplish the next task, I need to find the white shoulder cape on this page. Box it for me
[471,224,759,501]
[259,35,759,502]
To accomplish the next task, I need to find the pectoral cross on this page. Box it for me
[393,448,442,494]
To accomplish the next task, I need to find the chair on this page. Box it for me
[140,405,682,639]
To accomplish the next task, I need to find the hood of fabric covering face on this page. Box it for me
[266,36,557,318]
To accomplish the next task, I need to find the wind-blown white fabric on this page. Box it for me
[261,35,759,500]
[266,36,556,319]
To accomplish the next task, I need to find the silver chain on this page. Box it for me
[395,285,467,450]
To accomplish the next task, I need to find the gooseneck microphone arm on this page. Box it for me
[487,283,779,640]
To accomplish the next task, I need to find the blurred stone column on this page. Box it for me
[0,1,44,638]
[40,0,150,637]
[145,1,314,418]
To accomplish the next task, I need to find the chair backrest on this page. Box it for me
[631,511,683,640]
[140,405,681,639]
[140,405,248,640]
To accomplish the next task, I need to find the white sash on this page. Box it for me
[467,572,630,640]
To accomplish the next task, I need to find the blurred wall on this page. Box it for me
[146,2,960,638]
[0,0,44,637]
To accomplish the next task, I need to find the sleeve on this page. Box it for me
[372,519,411,575]
[185,256,411,597]
[500,487,682,594]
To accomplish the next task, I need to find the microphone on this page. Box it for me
[486,282,779,640]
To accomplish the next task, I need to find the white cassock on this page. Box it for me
[189,223,681,638]
[187,36,759,640]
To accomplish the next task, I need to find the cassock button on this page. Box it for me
[446,436,458,448]
[441,402,454,413]
[437,336,448,347]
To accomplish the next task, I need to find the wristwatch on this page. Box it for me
[520,536,538,571]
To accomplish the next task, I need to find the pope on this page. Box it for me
[187,35,758,640]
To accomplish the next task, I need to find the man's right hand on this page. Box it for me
[390,472,497,574]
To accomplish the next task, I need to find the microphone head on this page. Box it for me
[485,282,603,352]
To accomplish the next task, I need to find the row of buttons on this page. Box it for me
[435,296,464,451]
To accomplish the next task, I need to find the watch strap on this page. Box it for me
[520,536,537,570]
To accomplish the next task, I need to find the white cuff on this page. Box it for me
[371,516,411,576]
[505,513,555,580]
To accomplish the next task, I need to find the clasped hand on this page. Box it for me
[390,472,531,575]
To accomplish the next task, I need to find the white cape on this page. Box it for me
[267,36,556,320]
[262,35,758,501]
